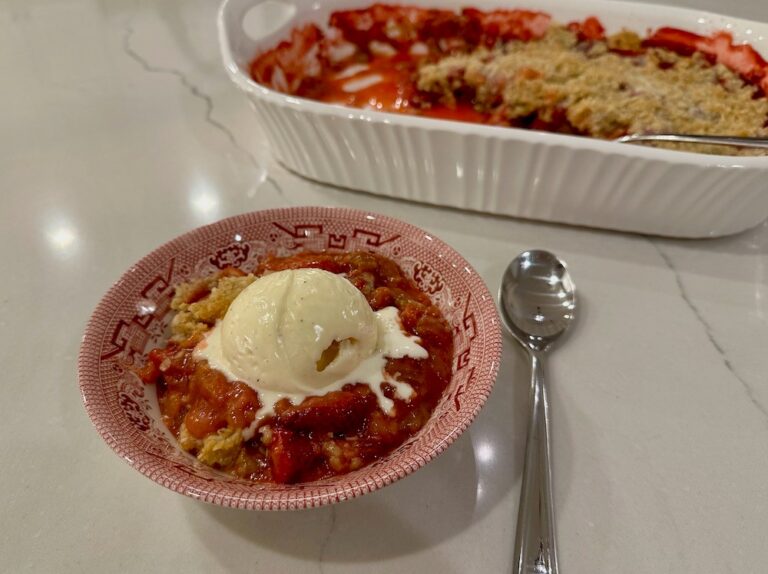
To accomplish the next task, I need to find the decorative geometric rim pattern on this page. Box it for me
[78,206,502,510]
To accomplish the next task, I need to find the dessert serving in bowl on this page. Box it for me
[219,0,768,237]
[78,207,502,509]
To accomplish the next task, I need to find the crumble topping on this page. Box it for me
[416,26,768,155]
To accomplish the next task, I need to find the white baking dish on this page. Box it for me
[218,0,768,237]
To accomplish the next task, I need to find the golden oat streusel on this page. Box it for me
[169,273,255,341]
[416,26,768,156]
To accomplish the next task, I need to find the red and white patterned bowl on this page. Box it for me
[78,206,502,510]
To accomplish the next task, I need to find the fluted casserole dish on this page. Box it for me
[219,0,768,237]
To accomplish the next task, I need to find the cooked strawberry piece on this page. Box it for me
[369,286,395,310]
[250,24,325,93]
[420,11,467,47]
[225,382,261,429]
[270,429,322,483]
[256,252,347,275]
[184,401,226,439]
[137,347,169,384]
[136,359,160,384]
[330,4,455,50]
[348,270,376,297]
[415,312,452,349]
[462,8,551,45]
[645,27,768,93]
[277,390,376,434]
[567,16,606,42]
[329,5,553,54]
[643,27,701,56]
[399,300,426,333]
[191,362,231,405]
[699,31,768,88]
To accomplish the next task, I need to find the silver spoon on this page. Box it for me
[499,250,577,574]
[615,133,768,150]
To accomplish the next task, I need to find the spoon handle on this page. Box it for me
[514,352,558,574]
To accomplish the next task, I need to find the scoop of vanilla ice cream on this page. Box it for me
[204,268,379,394]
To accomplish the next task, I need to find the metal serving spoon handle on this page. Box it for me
[514,351,558,574]
[616,133,768,149]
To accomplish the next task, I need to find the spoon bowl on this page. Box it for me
[499,249,577,574]
[500,250,576,352]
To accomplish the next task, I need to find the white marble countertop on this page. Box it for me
[2,0,767,571]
